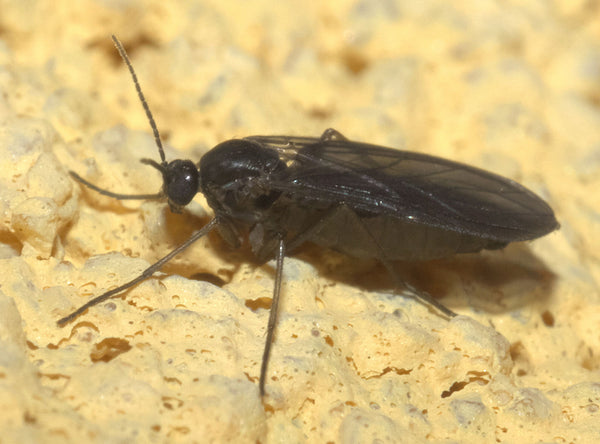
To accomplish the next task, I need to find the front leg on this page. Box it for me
[259,235,286,397]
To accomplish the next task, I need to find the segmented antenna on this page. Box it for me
[111,35,167,164]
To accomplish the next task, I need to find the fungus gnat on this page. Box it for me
[58,35,559,397]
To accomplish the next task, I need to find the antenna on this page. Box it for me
[111,35,167,164]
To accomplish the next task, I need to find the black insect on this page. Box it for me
[58,36,559,397]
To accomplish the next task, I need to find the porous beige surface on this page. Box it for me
[0,1,598,443]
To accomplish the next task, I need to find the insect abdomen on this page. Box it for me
[274,203,506,261]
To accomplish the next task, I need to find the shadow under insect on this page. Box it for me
[285,239,556,316]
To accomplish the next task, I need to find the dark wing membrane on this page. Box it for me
[245,135,558,243]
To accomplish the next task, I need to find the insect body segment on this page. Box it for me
[200,139,287,224]
[141,158,200,212]
[60,36,559,398]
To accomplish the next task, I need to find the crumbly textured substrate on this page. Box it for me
[0,1,598,443]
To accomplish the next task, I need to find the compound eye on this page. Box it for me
[164,159,199,207]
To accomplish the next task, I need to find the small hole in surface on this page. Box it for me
[541,310,555,327]
[90,337,132,362]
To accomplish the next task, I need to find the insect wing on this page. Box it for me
[245,135,558,243]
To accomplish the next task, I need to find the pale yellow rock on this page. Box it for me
[0,1,598,443]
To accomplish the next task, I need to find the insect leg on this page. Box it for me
[57,218,220,326]
[259,234,286,397]
[287,205,457,318]
[345,214,457,318]
[379,260,457,318]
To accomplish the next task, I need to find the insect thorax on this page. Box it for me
[199,139,287,223]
